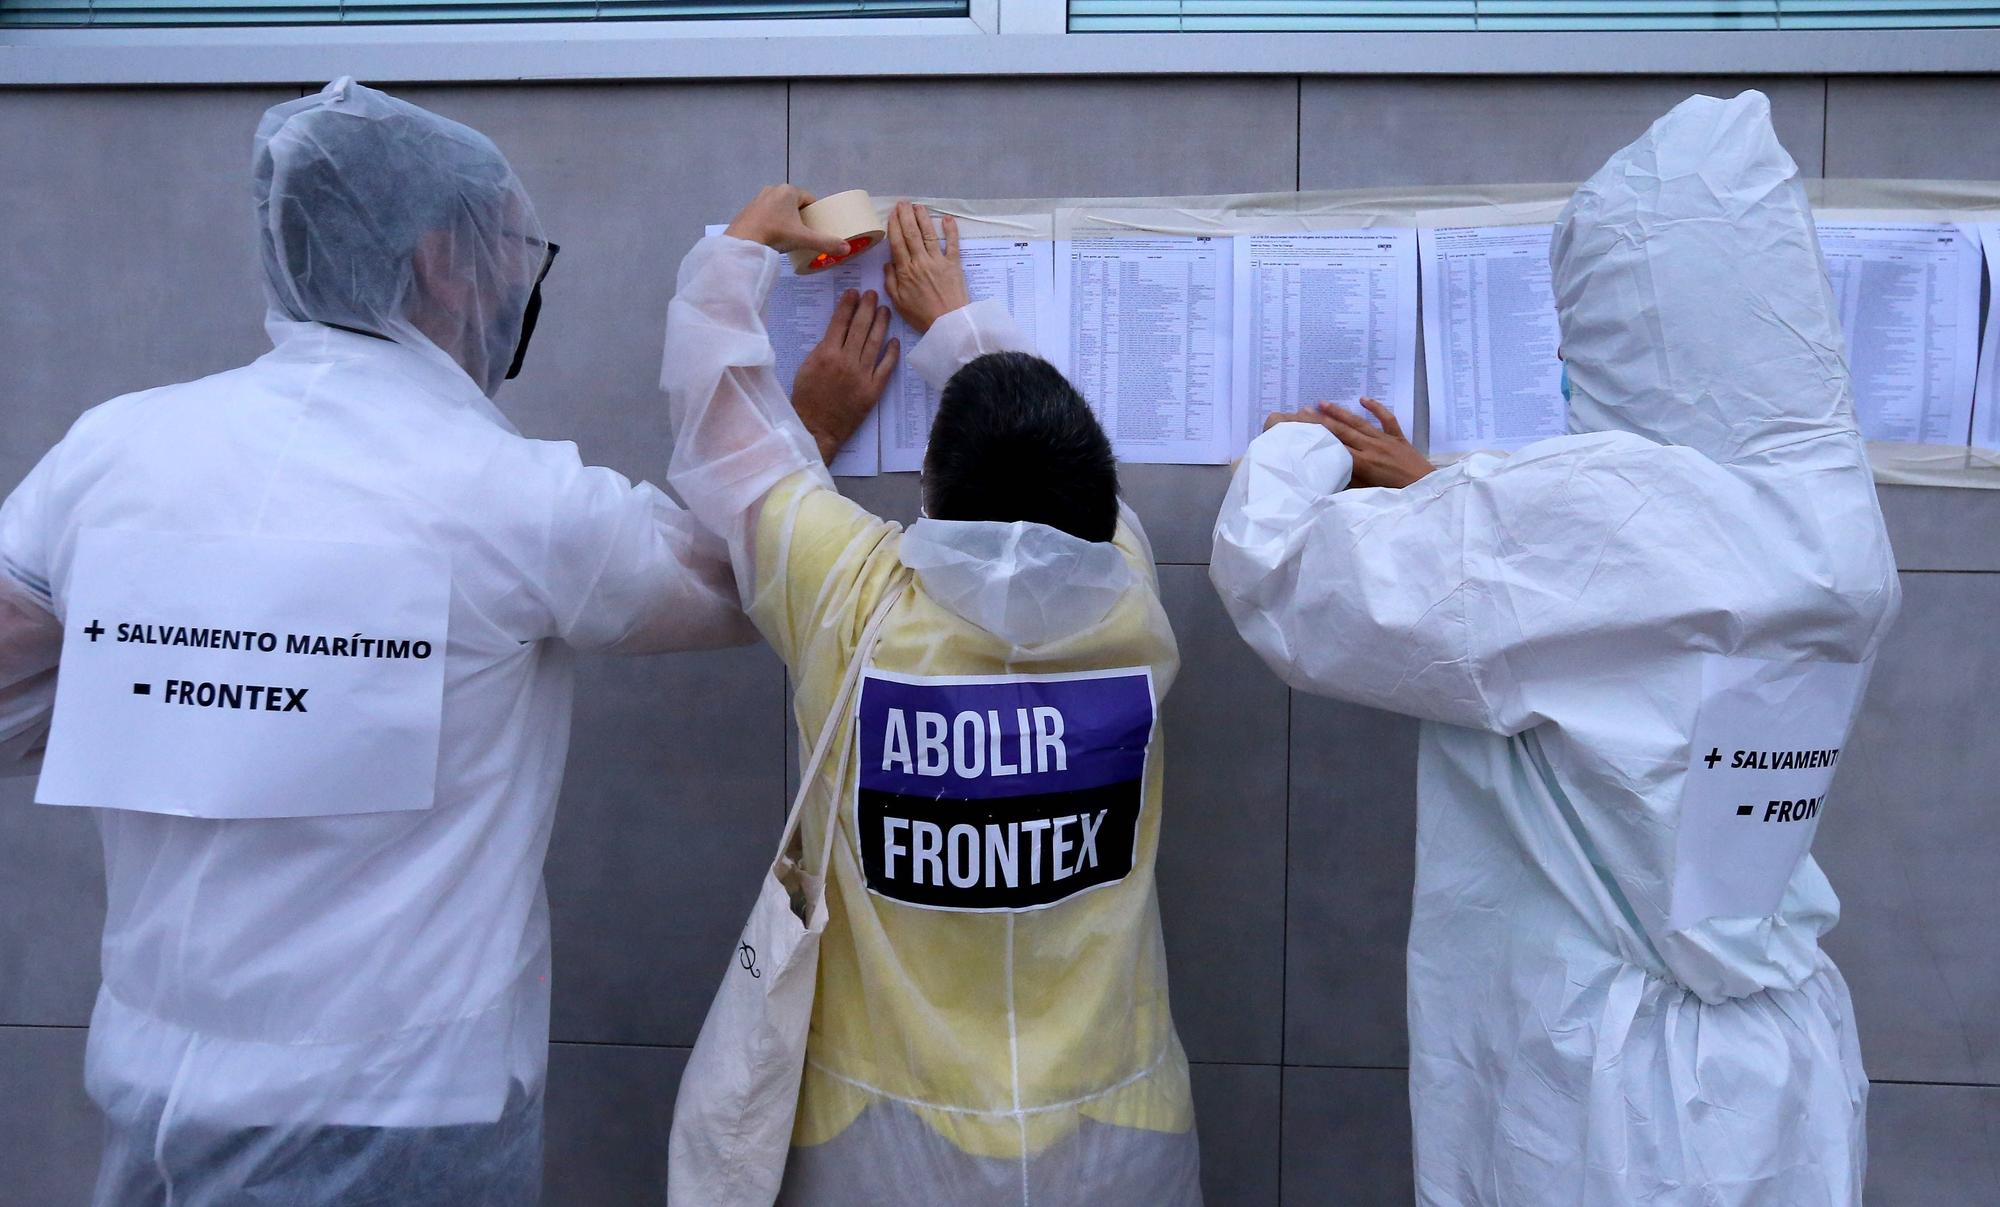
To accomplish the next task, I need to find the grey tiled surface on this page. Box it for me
[1190,1062,1283,1206]
[0,1025,98,1205]
[1157,567,1289,1065]
[1280,1065,1414,1206]
[1283,697,1419,1069]
[1124,464,1238,567]
[1865,1082,2000,1206]
[1825,77,2000,179]
[1876,485,2000,572]
[544,1040,687,1204]
[789,78,1300,202]
[547,647,787,1047]
[6,76,2000,1207]
[1818,573,2000,1087]
[399,83,789,479]
[0,88,289,491]
[0,781,103,1027]
[1300,77,1828,190]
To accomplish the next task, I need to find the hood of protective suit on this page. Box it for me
[1550,91,1857,464]
[254,77,545,399]
[899,517,1132,648]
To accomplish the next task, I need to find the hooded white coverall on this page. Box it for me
[0,78,752,1204]
[662,233,1202,1206]
[1211,92,1900,1204]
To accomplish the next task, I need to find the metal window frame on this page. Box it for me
[2,5,1997,84]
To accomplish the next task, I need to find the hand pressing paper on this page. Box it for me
[1057,234,1236,466]
[708,222,886,476]
[880,233,1062,473]
[1232,229,1419,456]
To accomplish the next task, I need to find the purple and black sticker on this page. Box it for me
[854,668,1155,912]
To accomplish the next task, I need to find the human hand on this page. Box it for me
[883,202,970,336]
[724,185,850,258]
[1318,398,1433,489]
[792,290,900,465]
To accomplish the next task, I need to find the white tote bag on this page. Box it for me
[666,584,904,1207]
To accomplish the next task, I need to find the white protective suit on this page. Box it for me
[662,234,1201,1206]
[0,77,752,1205]
[1211,91,1900,1204]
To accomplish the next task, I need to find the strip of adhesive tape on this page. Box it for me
[791,190,888,275]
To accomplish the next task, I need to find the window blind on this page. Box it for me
[1,0,963,27]
[1069,0,2000,30]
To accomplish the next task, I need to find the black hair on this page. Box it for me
[922,352,1119,544]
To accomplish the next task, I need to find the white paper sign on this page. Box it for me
[37,529,450,820]
[881,237,1062,473]
[1231,229,1419,454]
[1817,220,1983,446]
[1668,654,1868,931]
[1418,224,1567,456]
[706,223,882,477]
[1058,235,1236,465]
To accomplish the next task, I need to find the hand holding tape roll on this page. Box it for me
[791,190,887,275]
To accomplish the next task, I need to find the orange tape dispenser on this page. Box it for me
[790,190,887,275]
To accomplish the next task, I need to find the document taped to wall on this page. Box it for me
[37,528,450,820]
[1668,654,1870,932]
[854,667,1156,912]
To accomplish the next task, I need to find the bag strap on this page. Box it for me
[773,572,910,868]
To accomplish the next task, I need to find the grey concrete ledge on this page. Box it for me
[3,29,1999,88]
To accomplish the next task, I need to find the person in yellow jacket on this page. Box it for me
[661,188,1201,1206]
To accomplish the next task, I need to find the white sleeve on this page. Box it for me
[1210,420,1502,731]
[661,234,832,591]
[0,462,60,777]
[1213,422,1759,736]
[906,299,1037,391]
[548,463,759,656]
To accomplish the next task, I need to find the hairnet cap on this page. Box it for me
[1550,91,1857,463]
[253,77,546,398]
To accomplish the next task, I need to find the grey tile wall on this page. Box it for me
[544,1041,688,1204]
[1825,77,2000,179]
[1300,77,1828,189]
[0,787,103,1026]
[0,1025,99,1206]
[546,647,787,1048]
[1818,573,2000,1087]
[394,83,790,471]
[1280,1066,1415,1205]
[1876,484,2000,572]
[1863,1082,2000,1206]
[4,75,1998,1206]
[1191,1062,1284,1205]
[0,89,288,492]
[789,78,1300,202]
[1157,566,1289,1066]
[1284,696,1419,1070]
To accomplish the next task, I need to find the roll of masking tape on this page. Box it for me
[790,190,887,275]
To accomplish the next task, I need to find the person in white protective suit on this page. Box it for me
[1211,91,1900,1204]
[662,190,1202,1206]
[0,77,758,1204]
